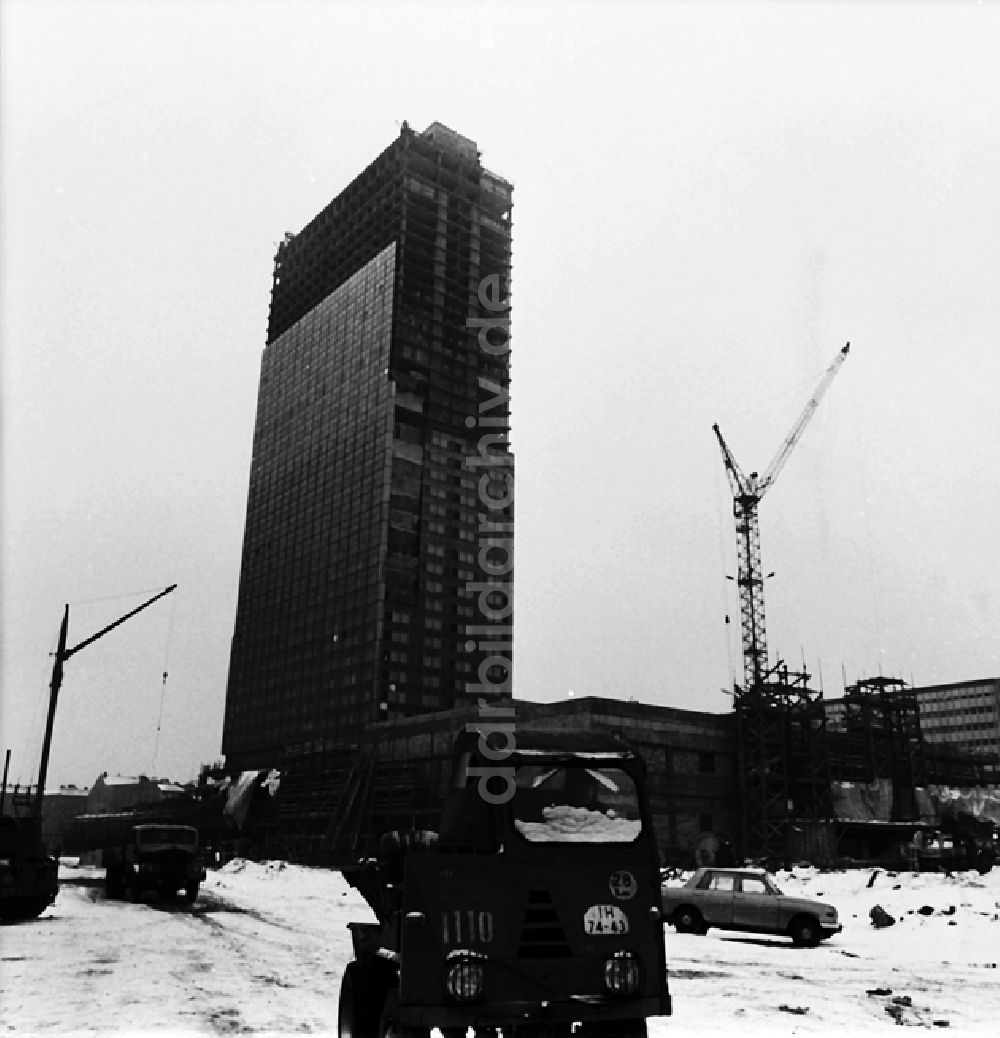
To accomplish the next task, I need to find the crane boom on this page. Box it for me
[758,343,850,496]
[34,584,177,818]
[712,422,749,497]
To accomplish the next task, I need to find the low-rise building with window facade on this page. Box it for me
[913,677,1000,760]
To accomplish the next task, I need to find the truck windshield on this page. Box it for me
[512,764,642,843]
[135,827,198,848]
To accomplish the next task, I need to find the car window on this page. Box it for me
[739,876,768,894]
[697,872,735,892]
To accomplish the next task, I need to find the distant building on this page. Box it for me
[240,683,1000,867]
[0,784,90,854]
[223,122,513,770]
[517,697,739,861]
[826,677,1000,761]
[823,698,848,731]
[911,677,1000,760]
[41,785,90,852]
[247,696,739,867]
[85,774,183,815]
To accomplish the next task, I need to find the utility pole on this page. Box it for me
[33,584,177,819]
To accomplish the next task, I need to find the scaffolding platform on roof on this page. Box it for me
[735,663,832,865]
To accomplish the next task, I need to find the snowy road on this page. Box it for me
[1,864,355,1035]
[2,861,999,1036]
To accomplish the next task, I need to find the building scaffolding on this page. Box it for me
[830,677,926,819]
[735,664,832,864]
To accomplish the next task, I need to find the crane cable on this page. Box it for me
[715,454,739,698]
[150,594,176,776]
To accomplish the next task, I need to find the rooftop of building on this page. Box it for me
[911,677,1000,693]
[418,121,478,160]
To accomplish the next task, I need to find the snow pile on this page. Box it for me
[218,856,287,876]
[514,804,642,842]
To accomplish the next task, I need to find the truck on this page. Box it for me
[900,818,997,875]
[0,815,58,921]
[65,813,206,903]
[338,726,671,1038]
[939,813,998,874]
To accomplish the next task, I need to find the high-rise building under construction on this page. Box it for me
[222,123,513,769]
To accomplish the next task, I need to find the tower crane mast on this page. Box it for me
[714,343,849,692]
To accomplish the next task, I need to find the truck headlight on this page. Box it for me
[604,950,642,996]
[444,951,485,1003]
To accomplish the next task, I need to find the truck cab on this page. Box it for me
[340,727,671,1038]
[105,824,205,903]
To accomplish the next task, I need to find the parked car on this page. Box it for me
[661,867,841,946]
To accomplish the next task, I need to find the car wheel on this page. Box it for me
[789,914,821,947]
[673,905,706,935]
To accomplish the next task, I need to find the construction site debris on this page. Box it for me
[870,904,896,928]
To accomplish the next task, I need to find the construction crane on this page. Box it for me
[713,343,849,693]
[34,584,178,818]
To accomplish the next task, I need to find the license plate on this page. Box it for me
[584,904,629,935]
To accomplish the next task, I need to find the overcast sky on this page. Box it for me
[2,0,998,790]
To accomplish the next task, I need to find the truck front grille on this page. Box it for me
[517,889,571,959]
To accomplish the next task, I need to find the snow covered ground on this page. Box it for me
[2,861,998,1036]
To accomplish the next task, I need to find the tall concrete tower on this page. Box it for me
[222,123,513,769]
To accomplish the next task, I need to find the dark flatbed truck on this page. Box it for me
[0,816,58,921]
[339,727,671,1038]
[105,823,206,903]
[65,815,205,903]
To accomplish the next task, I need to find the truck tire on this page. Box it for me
[789,914,821,947]
[576,1021,646,1038]
[377,990,428,1038]
[0,895,52,921]
[338,961,381,1038]
[673,905,707,935]
[104,867,121,899]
